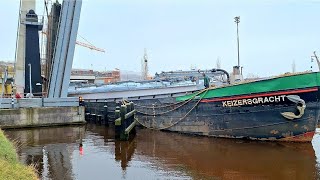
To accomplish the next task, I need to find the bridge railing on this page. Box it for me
[0,99,17,109]
[0,97,79,109]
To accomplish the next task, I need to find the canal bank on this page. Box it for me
[0,129,37,179]
[0,106,85,129]
[0,97,85,129]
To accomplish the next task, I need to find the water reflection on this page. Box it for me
[5,126,85,180]
[115,139,136,170]
[4,125,320,180]
[135,130,317,180]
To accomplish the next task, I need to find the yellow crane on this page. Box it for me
[41,31,105,53]
[75,41,105,53]
[43,0,105,52]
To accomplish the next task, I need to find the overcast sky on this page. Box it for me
[1,0,320,77]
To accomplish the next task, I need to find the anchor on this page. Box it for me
[281,95,306,120]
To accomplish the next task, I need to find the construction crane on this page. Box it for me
[75,41,105,52]
[76,35,105,53]
[43,0,105,53]
[41,31,105,53]
[312,51,320,71]
[141,48,149,80]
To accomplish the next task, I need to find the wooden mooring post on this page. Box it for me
[115,102,137,141]
[84,101,110,125]
[83,100,137,141]
[103,105,109,126]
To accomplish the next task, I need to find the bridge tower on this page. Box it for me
[14,0,36,96]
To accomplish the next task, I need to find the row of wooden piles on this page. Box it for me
[83,101,137,141]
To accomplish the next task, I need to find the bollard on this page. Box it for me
[130,102,134,121]
[94,114,97,124]
[115,103,137,141]
[115,108,121,138]
[99,110,105,124]
[91,114,96,123]
[120,105,128,140]
[126,103,133,130]
[115,102,120,111]
[126,103,131,112]
[85,106,89,114]
[103,105,109,126]
[97,115,102,125]
[85,113,90,121]
[120,105,127,120]
[130,102,134,112]
[128,102,136,136]
[115,107,120,117]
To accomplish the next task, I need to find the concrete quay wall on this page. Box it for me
[0,106,85,129]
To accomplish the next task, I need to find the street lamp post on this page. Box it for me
[234,16,240,68]
[28,63,33,97]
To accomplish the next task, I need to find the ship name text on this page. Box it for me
[222,95,286,107]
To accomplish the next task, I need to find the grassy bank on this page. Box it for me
[0,130,38,180]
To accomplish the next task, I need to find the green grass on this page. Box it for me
[0,130,38,180]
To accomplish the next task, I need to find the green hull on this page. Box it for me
[177,72,320,101]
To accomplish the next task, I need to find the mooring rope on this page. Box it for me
[134,99,186,109]
[123,88,207,109]
[133,88,209,130]
[133,88,208,116]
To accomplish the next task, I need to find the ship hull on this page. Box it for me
[82,72,320,142]
[135,86,320,142]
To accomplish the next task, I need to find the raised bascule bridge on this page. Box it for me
[0,0,85,129]
[0,0,135,140]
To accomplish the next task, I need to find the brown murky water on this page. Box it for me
[4,124,320,180]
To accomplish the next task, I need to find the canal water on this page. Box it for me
[4,124,320,180]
